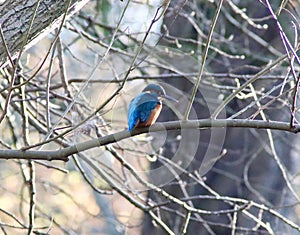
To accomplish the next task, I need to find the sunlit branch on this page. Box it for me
[0,119,298,161]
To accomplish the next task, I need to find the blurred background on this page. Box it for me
[0,0,300,234]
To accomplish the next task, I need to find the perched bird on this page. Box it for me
[128,84,177,131]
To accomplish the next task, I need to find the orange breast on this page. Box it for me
[135,103,162,128]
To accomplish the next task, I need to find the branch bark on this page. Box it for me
[0,119,298,161]
[0,0,89,67]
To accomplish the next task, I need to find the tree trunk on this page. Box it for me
[0,0,89,67]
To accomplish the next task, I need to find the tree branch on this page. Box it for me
[0,119,298,161]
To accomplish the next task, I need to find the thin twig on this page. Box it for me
[180,210,191,235]
[27,160,36,235]
[0,24,15,70]
[183,0,224,120]
[212,53,289,118]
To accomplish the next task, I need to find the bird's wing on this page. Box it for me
[128,98,140,131]
[128,93,159,131]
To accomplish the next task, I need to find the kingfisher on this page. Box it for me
[128,84,177,132]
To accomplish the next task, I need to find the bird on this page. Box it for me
[128,83,177,131]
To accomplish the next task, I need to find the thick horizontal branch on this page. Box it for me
[0,119,299,161]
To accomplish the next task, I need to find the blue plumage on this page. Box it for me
[127,84,177,132]
[128,92,160,131]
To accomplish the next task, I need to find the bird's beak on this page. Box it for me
[164,94,178,102]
